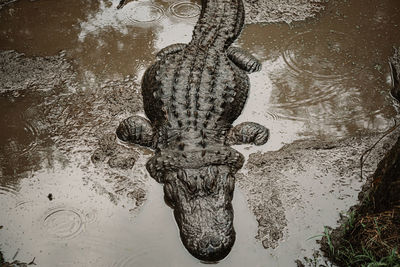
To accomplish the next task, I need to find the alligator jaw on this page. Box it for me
[162,165,236,262]
[176,203,236,262]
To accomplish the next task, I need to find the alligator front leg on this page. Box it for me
[226,122,269,146]
[116,116,155,148]
[227,47,261,73]
[156,43,187,58]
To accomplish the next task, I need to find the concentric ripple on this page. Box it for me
[112,252,164,267]
[282,30,358,79]
[169,2,201,18]
[123,3,165,23]
[84,209,98,224]
[112,255,139,267]
[42,207,85,240]
[272,82,349,110]
[0,185,19,200]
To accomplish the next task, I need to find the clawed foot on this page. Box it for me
[226,122,269,146]
[91,133,137,170]
[116,115,155,148]
[227,47,261,73]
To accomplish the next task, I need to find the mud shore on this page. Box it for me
[243,0,325,24]
[238,127,400,250]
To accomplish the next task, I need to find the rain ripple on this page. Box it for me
[169,2,201,19]
[41,207,85,240]
[282,30,359,80]
[0,185,19,200]
[123,2,165,23]
[1,119,40,156]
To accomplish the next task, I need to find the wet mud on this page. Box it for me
[239,128,400,251]
[1,0,400,265]
[243,0,325,24]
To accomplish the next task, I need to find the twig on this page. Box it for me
[360,119,400,180]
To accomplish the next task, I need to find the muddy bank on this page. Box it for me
[0,50,154,265]
[319,132,400,266]
[319,133,400,266]
[0,50,75,93]
[238,126,400,250]
[317,49,400,266]
[243,0,325,24]
[0,50,148,210]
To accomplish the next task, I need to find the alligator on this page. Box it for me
[116,0,269,261]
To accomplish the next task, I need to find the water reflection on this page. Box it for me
[238,4,398,137]
[282,30,358,79]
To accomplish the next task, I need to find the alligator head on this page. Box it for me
[146,147,244,261]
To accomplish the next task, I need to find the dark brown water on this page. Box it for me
[1,0,399,266]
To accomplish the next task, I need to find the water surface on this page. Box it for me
[0,0,399,265]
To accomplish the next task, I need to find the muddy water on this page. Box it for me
[0,0,399,266]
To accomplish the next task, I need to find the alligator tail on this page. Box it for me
[191,0,245,49]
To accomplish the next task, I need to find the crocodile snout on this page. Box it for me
[187,232,235,262]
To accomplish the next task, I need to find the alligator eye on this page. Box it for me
[177,169,187,180]
[205,174,216,192]
[184,179,197,193]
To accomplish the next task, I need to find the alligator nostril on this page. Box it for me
[199,235,221,249]
[199,237,210,249]
[210,236,221,247]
